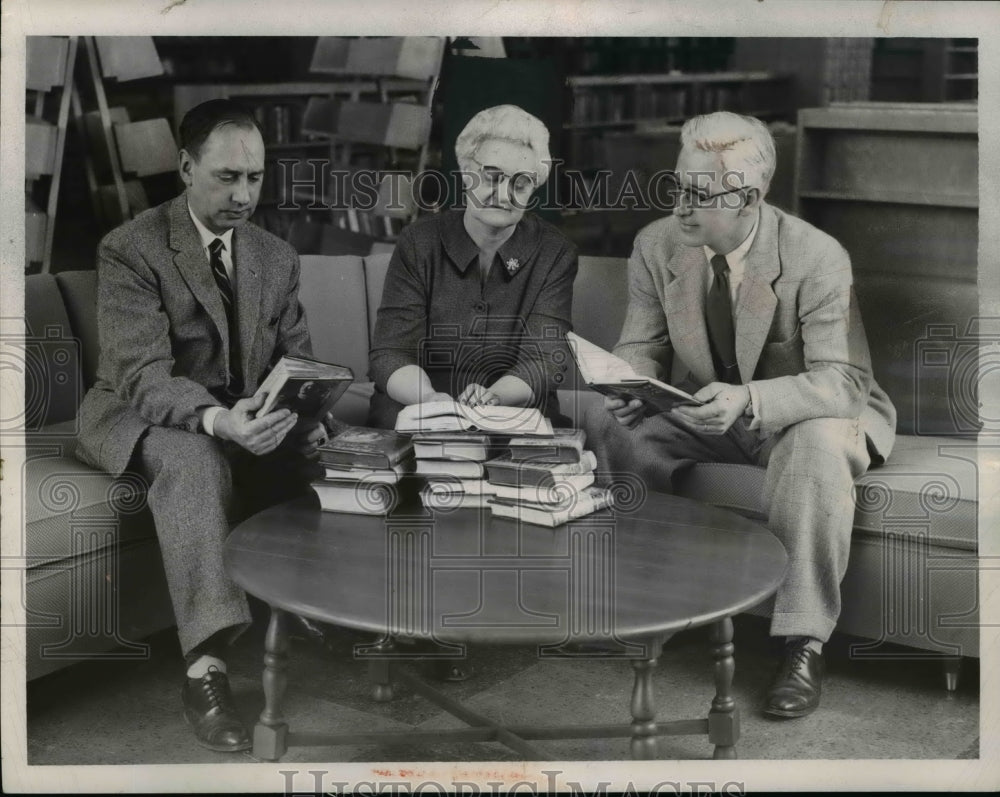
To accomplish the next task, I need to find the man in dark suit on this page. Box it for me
[586,112,896,719]
[76,100,327,751]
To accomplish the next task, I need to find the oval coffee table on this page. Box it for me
[224,490,787,761]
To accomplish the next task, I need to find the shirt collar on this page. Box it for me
[704,209,760,274]
[441,209,542,278]
[187,202,234,253]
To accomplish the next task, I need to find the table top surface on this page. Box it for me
[224,491,787,646]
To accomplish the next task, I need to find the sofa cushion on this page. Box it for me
[673,434,978,551]
[24,428,153,570]
[23,274,84,428]
[55,270,100,389]
[298,254,371,381]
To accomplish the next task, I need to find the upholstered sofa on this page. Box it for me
[22,251,979,682]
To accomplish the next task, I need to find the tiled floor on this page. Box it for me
[26,608,979,765]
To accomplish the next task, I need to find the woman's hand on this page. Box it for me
[458,383,499,407]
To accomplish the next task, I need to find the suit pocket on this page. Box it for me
[758,325,804,378]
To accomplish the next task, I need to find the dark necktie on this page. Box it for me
[208,238,243,396]
[706,253,740,384]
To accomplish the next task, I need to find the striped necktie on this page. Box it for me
[706,253,740,384]
[208,238,243,396]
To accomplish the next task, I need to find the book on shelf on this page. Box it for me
[318,426,414,470]
[508,428,587,464]
[484,450,598,488]
[413,459,485,480]
[321,460,414,485]
[411,432,494,461]
[254,355,354,424]
[394,400,554,436]
[488,485,615,528]
[490,472,596,505]
[311,480,400,515]
[566,332,702,413]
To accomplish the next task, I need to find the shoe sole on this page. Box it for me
[762,705,818,719]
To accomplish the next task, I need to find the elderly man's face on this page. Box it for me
[672,145,756,254]
[180,123,265,236]
[464,139,539,232]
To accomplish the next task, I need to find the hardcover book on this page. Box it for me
[311,480,399,515]
[322,460,414,484]
[508,428,587,464]
[319,426,414,469]
[411,431,493,461]
[395,400,553,436]
[484,450,598,488]
[488,485,615,527]
[413,459,486,479]
[490,472,596,504]
[255,355,354,423]
[566,332,702,413]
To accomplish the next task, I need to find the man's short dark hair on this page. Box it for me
[179,99,263,160]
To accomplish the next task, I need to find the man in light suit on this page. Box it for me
[76,100,328,751]
[585,112,896,719]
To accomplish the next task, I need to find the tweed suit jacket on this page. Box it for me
[76,194,312,476]
[616,202,896,461]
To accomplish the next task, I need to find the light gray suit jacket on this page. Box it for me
[76,194,312,476]
[616,202,896,461]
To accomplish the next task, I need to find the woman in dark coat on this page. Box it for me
[368,104,578,429]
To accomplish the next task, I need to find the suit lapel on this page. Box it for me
[232,227,263,385]
[662,243,717,385]
[169,197,230,352]
[734,204,780,382]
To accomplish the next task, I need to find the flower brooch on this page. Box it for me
[504,257,521,276]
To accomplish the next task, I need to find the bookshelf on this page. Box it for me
[173,37,443,251]
[564,71,794,171]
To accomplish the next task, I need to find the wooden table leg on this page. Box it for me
[368,636,396,703]
[708,616,739,760]
[629,648,660,759]
[253,607,290,761]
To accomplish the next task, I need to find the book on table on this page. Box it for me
[565,331,702,413]
[254,355,354,423]
[411,432,494,461]
[488,485,615,527]
[490,472,596,504]
[311,479,400,515]
[322,460,414,485]
[395,400,554,436]
[419,478,497,497]
[318,425,414,469]
[508,428,587,464]
[420,484,494,511]
[413,458,485,479]
[484,450,598,488]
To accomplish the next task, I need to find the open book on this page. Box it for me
[254,355,354,423]
[394,400,554,436]
[566,332,702,412]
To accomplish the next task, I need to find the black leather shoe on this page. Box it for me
[763,640,824,719]
[181,669,251,752]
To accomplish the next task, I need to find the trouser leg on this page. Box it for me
[584,402,759,491]
[760,418,871,642]
[136,427,252,657]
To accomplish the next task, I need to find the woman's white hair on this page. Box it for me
[680,112,776,196]
[455,104,552,184]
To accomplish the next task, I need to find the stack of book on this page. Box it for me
[484,429,616,527]
[312,426,415,515]
[413,432,499,511]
